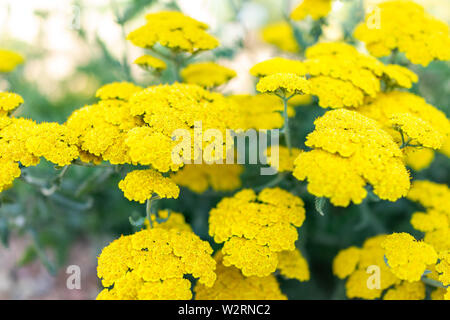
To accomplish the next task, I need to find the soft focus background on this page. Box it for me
[0,0,449,299]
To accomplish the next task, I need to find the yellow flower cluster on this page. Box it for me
[96,228,216,300]
[0,92,24,116]
[266,146,302,173]
[354,0,450,66]
[250,57,307,77]
[383,281,426,300]
[127,11,219,53]
[290,0,332,21]
[333,235,402,299]
[145,210,192,232]
[134,55,167,71]
[228,94,295,130]
[261,21,300,53]
[180,62,236,88]
[0,49,24,72]
[382,233,437,282]
[277,249,310,282]
[171,164,243,194]
[194,252,287,300]
[293,109,410,206]
[209,188,306,277]
[256,73,311,96]
[118,169,179,203]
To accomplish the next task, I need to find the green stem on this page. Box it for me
[282,96,292,154]
[146,198,153,228]
[421,276,447,289]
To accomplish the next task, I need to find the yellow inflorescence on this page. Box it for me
[171,164,243,194]
[180,62,236,88]
[333,235,401,299]
[209,188,305,276]
[127,11,219,53]
[145,210,192,232]
[95,81,143,101]
[290,0,332,21]
[266,146,302,173]
[0,49,24,72]
[134,55,167,71]
[354,0,450,66]
[277,249,310,282]
[97,228,216,300]
[195,252,287,300]
[382,232,437,282]
[118,169,179,203]
[0,92,24,115]
[383,281,426,300]
[256,73,311,96]
[250,57,307,77]
[293,109,410,207]
[261,21,300,53]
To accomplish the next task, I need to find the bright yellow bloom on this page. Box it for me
[171,164,243,193]
[431,287,448,300]
[0,159,21,192]
[0,49,24,72]
[290,0,332,21]
[195,252,287,300]
[127,11,219,53]
[134,55,167,71]
[407,180,450,216]
[261,21,300,53]
[436,251,450,286]
[118,169,179,203]
[266,146,302,172]
[404,148,435,171]
[382,232,437,282]
[333,246,361,279]
[256,73,311,96]
[0,92,24,115]
[97,228,216,300]
[411,210,449,233]
[354,0,450,66]
[209,188,305,276]
[382,64,418,89]
[277,249,310,282]
[146,210,192,232]
[180,62,236,88]
[95,82,143,101]
[383,281,426,300]
[309,76,364,108]
[250,57,307,77]
[293,109,410,206]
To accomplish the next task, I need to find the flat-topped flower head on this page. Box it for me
[0,92,24,116]
[261,22,300,53]
[382,232,438,282]
[265,146,302,173]
[354,0,450,66]
[0,49,24,72]
[180,62,236,88]
[293,109,410,206]
[209,188,305,276]
[119,169,179,203]
[382,64,418,89]
[127,11,219,54]
[290,0,332,21]
[0,160,21,192]
[383,281,426,300]
[97,228,216,300]
[250,57,307,77]
[256,73,311,96]
[95,82,143,101]
[134,55,167,71]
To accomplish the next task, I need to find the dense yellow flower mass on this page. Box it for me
[145,210,192,232]
[118,169,179,203]
[266,146,302,173]
[97,228,216,300]
[277,249,310,282]
[171,164,243,193]
[261,21,300,53]
[383,281,426,300]
[403,147,435,171]
[293,109,410,206]
[256,73,311,96]
[228,94,295,130]
[333,235,401,299]
[209,188,305,276]
[250,57,307,77]
[0,92,24,116]
[0,49,24,72]
[127,11,219,53]
[382,233,437,282]
[180,62,236,88]
[195,252,287,300]
[354,0,450,66]
[290,0,332,21]
[134,55,167,71]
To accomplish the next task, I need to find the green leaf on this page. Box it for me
[315,197,326,216]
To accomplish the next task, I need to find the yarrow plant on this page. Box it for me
[1,0,450,301]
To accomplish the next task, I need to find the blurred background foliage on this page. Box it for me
[0,0,449,299]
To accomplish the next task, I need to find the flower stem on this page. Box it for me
[146,198,153,228]
[282,96,292,155]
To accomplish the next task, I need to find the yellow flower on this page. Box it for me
[0,49,24,72]
[0,92,24,115]
[436,251,450,286]
[261,21,300,53]
[127,11,219,53]
[293,109,410,207]
[309,76,364,108]
[145,210,192,232]
[277,249,310,282]
[333,246,361,279]
[97,228,216,300]
[382,64,418,89]
[256,73,311,96]
[180,62,236,88]
[382,232,437,282]
[209,188,305,276]
[250,57,307,77]
[383,281,426,300]
[95,82,143,101]
[134,55,167,71]
[290,0,332,21]
[0,159,21,192]
[195,252,287,300]
[354,1,450,66]
[171,164,243,193]
[265,146,302,172]
[118,169,179,203]
[407,180,450,216]
[404,148,435,171]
